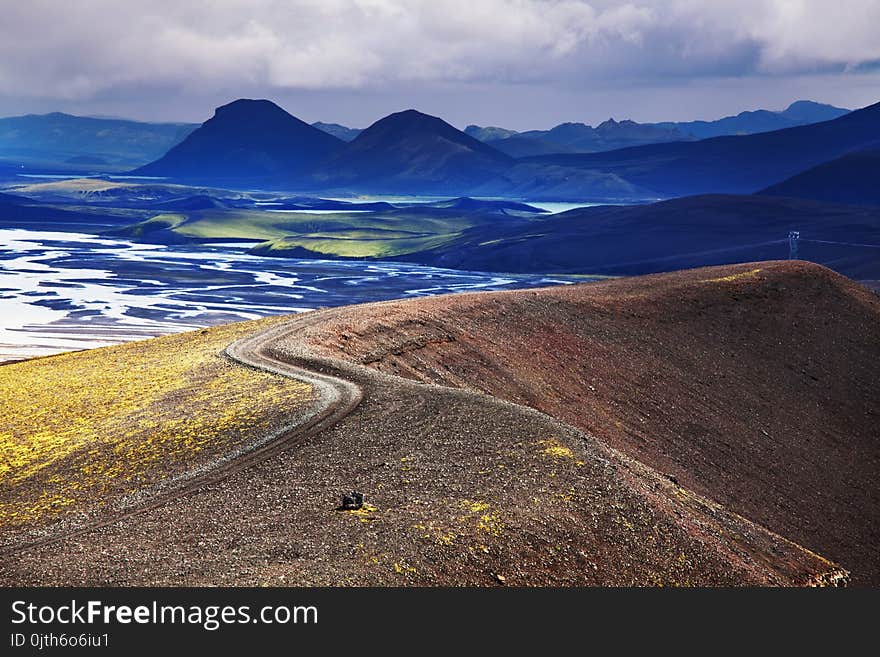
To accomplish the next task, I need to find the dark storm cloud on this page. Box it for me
[0,1,878,127]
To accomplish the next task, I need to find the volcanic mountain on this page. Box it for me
[133,99,343,183]
[760,148,880,206]
[4,261,875,586]
[312,109,513,194]
[525,100,880,196]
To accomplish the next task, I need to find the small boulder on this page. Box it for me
[341,491,364,510]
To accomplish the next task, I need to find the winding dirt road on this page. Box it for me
[1,312,362,558]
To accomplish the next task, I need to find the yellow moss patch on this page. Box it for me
[0,317,313,527]
[393,562,417,575]
[537,438,582,463]
[461,499,490,513]
[347,504,379,522]
[413,521,457,546]
[477,513,504,536]
[702,268,762,284]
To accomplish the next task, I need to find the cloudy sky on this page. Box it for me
[1,0,878,129]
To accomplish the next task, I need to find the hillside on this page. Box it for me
[760,149,880,206]
[301,261,880,585]
[0,317,314,547]
[0,186,131,230]
[387,195,880,281]
[312,109,513,194]
[133,99,343,183]
[524,100,880,196]
[2,263,863,586]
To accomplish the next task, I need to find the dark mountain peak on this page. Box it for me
[210,98,303,124]
[132,98,343,181]
[352,109,463,143]
[314,109,513,193]
[370,108,450,133]
[350,109,511,162]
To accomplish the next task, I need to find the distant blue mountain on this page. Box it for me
[311,121,362,141]
[523,100,880,196]
[465,100,851,156]
[0,112,197,167]
[656,100,851,139]
[466,119,689,155]
[516,118,689,153]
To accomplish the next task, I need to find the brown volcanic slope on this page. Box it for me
[301,261,880,585]
[0,263,857,587]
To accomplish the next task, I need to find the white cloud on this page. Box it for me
[0,0,877,103]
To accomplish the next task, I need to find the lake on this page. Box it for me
[0,229,586,362]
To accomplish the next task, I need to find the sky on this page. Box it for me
[0,0,878,130]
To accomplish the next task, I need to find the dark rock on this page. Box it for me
[340,491,364,510]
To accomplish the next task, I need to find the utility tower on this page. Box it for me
[789,231,800,260]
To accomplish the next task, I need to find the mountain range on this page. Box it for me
[131,97,875,201]
[465,100,850,156]
[3,97,875,204]
[525,100,880,198]
[467,119,691,157]
[655,100,850,139]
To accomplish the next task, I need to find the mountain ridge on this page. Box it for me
[521,101,880,196]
